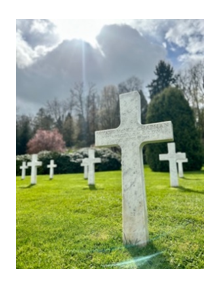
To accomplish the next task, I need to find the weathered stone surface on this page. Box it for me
[20,161,28,180]
[27,154,42,184]
[47,159,57,179]
[95,91,174,246]
[177,153,188,178]
[159,143,186,187]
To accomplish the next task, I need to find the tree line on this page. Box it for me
[16,60,204,156]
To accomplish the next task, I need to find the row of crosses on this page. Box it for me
[19,91,189,247]
[20,156,57,184]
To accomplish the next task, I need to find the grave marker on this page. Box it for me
[47,159,57,179]
[159,143,186,187]
[20,161,28,180]
[95,91,174,246]
[81,149,101,185]
[27,154,42,184]
[81,159,89,179]
[177,153,188,178]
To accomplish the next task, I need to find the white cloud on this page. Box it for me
[186,36,204,54]
[30,19,50,34]
[16,30,37,68]
[178,53,204,64]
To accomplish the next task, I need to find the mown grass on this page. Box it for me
[16,167,204,269]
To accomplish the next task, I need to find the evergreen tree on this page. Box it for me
[147,60,176,99]
[16,115,32,155]
[145,87,203,171]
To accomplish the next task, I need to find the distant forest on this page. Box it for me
[16,61,204,155]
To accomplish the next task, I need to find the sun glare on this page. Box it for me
[50,19,113,47]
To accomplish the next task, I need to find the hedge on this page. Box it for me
[16,148,121,176]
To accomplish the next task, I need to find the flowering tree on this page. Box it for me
[27,129,66,153]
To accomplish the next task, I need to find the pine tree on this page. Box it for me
[16,115,32,155]
[145,87,203,171]
[147,60,176,99]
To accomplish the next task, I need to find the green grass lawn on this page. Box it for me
[16,166,204,269]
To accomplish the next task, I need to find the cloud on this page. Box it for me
[16,20,60,68]
[16,23,167,114]
[16,30,37,68]
[16,20,203,114]
[128,19,204,65]
[96,24,166,83]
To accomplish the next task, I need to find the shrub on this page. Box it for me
[16,148,121,176]
[145,87,203,171]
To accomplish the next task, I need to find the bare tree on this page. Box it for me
[99,85,119,130]
[176,61,204,145]
[46,98,65,122]
[118,75,143,94]
[70,82,85,117]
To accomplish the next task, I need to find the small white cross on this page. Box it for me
[47,159,57,179]
[80,149,101,185]
[81,160,89,179]
[20,161,28,180]
[176,152,188,178]
[159,143,186,187]
[27,154,42,184]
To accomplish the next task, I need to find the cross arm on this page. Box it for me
[140,121,174,146]
[95,129,121,147]
[159,154,169,161]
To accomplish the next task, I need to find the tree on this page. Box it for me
[69,82,98,147]
[46,98,66,123]
[16,115,32,155]
[27,129,65,153]
[118,76,148,123]
[62,113,76,148]
[175,61,204,147]
[98,85,120,130]
[86,85,99,145]
[145,87,203,171]
[118,76,143,94]
[33,107,54,132]
[147,60,176,99]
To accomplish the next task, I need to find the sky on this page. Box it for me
[16,19,204,115]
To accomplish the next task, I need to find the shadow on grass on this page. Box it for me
[178,185,204,194]
[183,177,203,181]
[82,185,104,191]
[122,241,173,269]
[19,184,35,189]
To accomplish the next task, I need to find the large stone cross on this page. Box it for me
[27,154,42,184]
[176,152,188,178]
[159,143,186,187]
[95,91,173,246]
[20,161,28,180]
[82,149,101,185]
[47,160,57,179]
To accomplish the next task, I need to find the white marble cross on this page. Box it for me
[95,91,173,247]
[47,159,57,179]
[82,149,101,185]
[81,160,89,179]
[20,161,28,180]
[27,154,42,184]
[177,152,188,178]
[159,143,186,187]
